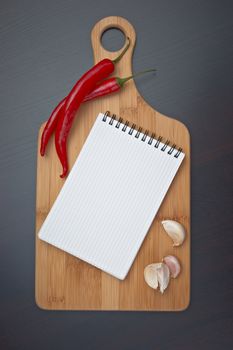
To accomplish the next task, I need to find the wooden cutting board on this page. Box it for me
[35,16,190,311]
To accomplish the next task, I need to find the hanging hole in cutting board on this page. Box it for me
[101,27,126,52]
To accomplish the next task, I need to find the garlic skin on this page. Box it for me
[144,263,170,293]
[161,220,186,246]
[163,255,181,278]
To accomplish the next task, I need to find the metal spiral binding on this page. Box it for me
[102,111,182,158]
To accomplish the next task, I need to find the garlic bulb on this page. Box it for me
[163,255,181,278]
[144,263,170,293]
[161,220,186,246]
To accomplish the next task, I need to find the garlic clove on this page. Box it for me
[156,263,170,293]
[163,255,181,278]
[144,263,170,293]
[144,264,158,290]
[161,220,186,246]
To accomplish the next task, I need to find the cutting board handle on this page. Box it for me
[91,16,136,74]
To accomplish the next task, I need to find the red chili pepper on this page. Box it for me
[40,37,130,158]
[83,69,156,102]
[55,38,130,178]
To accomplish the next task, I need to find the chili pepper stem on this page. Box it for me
[116,69,156,87]
[112,37,131,64]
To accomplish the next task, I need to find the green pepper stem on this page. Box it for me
[112,37,131,64]
[116,69,156,87]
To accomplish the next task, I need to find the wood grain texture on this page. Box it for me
[35,16,190,311]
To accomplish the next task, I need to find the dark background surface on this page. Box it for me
[0,0,233,349]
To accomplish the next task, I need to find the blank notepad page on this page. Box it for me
[38,112,185,280]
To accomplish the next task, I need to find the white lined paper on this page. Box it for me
[38,113,185,280]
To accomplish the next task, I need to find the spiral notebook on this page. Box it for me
[38,112,185,280]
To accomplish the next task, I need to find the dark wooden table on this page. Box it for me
[0,1,232,349]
